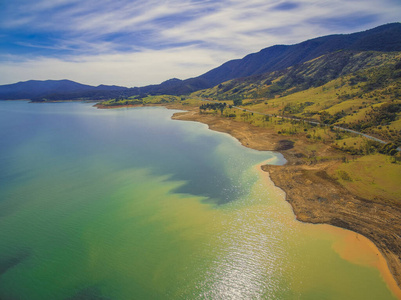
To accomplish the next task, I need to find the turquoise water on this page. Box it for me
[0,101,397,299]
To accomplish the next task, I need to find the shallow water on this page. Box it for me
[0,101,397,299]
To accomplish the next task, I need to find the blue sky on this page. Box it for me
[0,0,400,87]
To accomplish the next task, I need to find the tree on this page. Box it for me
[233,99,242,106]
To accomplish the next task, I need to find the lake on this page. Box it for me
[0,101,397,299]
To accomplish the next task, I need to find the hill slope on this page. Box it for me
[195,50,401,144]
[133,22,401,95]
[196,22,401,87]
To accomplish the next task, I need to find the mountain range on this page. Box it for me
[0,22,401,101]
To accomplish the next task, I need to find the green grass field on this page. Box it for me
[332,154,401,205]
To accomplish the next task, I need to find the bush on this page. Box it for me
[338,170,352,181]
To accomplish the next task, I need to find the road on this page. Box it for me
[197,97,398,149]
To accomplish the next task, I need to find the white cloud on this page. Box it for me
[0,46,232,87]
[158,0,400,54]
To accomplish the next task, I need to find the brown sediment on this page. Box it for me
[170,107,401,297]
[326,225,401,299]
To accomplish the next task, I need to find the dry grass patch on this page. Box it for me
[329,154,401,205]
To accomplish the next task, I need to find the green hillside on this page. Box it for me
[194,50,401,146]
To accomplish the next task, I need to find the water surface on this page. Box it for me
[0,101,397,299]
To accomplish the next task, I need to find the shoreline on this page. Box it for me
[255,161,401,299]
[325,225,401,299]
[168,106,401,297]
[95,103,400,297]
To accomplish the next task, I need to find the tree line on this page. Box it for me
[199,102,228,114]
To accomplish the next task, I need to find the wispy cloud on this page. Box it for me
[0,0,400,86]
[0,46,229,87]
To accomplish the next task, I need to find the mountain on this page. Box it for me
[0,79,127,100]
[197,22,401,87]
[133,22,401,95]
[0,80,92,100]
[196,50,401,100]
[1,22,401,100]
[194,49,401,145]
[94,84,128,91]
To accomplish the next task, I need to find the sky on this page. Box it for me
[0,0,400,87]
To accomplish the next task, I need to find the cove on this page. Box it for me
[0,101,397,299]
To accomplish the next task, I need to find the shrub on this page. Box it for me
[338,170,352,181]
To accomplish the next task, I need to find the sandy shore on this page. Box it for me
[170,107,401,297]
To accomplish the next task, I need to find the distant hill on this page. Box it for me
[1,22,401,100]
[0,80,127,100]
[0,80,92,100]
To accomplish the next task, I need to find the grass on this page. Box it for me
[195,95,401,206]
[330,154,401,205]
[334,136,365,149]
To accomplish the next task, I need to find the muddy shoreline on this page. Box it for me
[170,107,401,295]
